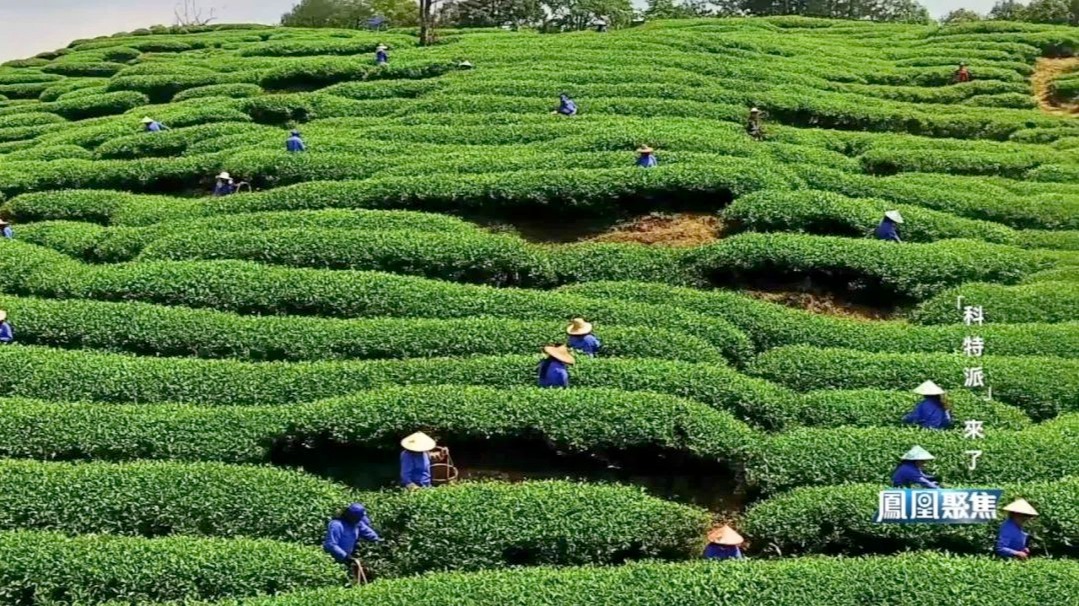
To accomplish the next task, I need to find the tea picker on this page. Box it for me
[322,503,382,582]
[400,431,456,488]
[903,380,951,430]
[891,445,941,489]
[953,62,971,83]
[635,145,657,168]
[141,117,168,132]
[553,93,577,116]
[874,210,904,243]
[0,218,12,239]
[567,318,602,356]
[286,130,306,152]
[538,344,575,388]
[211,172,250,196]
[375,44,389,65]
[996,499,1038,559]
[704,525,746,560]
[746,107,766,140]
[0,310,12,344]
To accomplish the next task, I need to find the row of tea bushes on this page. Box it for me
[912,281,1079,325]
[743,478,1079,556]
[0,460,708,577]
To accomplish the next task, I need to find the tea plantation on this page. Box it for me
[0,15,1077,606]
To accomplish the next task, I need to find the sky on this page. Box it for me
[1,0,1003,62]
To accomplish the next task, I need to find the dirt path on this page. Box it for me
[1031,57,1079,115]
[587,212,722,247]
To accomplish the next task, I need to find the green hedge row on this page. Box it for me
[94,121,257,159]
[563,281,1079,359]
[0,460,709,578]
[172,83,264,102]
[218,555,1079,606]
[686,233,1050,301]
[0,241,754,365]
[745,414,1079,495]
[749,345,1079,420]
[0,295,724,364]
[724,189,1022,246]
[0,530,339,605]
[743,478,1079,556]
[911,281,1079,325]
[0,382,757,464]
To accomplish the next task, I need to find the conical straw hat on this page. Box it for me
[216,172,231,180]
[750,107,760,113]
[566,318,593,336]
[707,525,743,546]
[901,445,935,461]
[636,145,654,154]
[913,380,945,396]
[543,344,575,365]
[0,310,6,322]
[1002,499,1038,516]
[885,210,904,224]
[401,431,436,452]
[141,117,154,123]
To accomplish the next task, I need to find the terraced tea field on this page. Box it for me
[0,16,1076,605]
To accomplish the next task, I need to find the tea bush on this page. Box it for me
[912,282,1079,325]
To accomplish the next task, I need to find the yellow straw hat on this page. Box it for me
[216,172,231,180]
[707,525,744,546]
[0,310,7,322]
[401,431,436,453]
[566,318,593,336]
[913,380,945,396]
[141,117,154,124]
[636,145,654,154]
[1002,499,1038,516]
[543,344,576,365]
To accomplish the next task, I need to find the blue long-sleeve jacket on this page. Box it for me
[995,518,1029,558]
[213,181,236,197]
[146,121,167,132]
[400,450,432,487]
[903,397,952,430]
[704,544,743,560]
[874,218,900,242]
[375,50,388,64]
[0,322,12,344]
[636,154,657,168]
[538,359,569,388]
[322,514,380,563]
[1,225,12,239]
[891,461,940,489]
[568,334,601,357]
[286,136,306,152]
[558,97,577,116]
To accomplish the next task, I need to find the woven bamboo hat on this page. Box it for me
[1002,499,1038,516]
[376,44,387,50]
[216,172,231,180]
[750,107,760,114]
[543,344,576,365]
[141,117,154,124]
[0,310,7,322]
[401,431,436,453]
[901,445,935,461]
[0,218,9,226]
[707,525,744,546]
[885,210,904,224]
[913,380,944,396]
[566,318,593,336]
[636,145,654,154]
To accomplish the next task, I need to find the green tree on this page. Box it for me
[988,0,1027,20]
[941,8,984,24]
[542,0,635,31]
[281,0,418,28]
[444,0,545,27]
[645,0,715,19]
[1020,0,1071,22]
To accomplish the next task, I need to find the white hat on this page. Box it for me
[458,61,473,68]
[401,431,436,453]
[913,380,945,396]
[216,172,231,180]
[566,317,593,336]
[0,310,6,322]
[750,107,760,113]
[376,44,387,50]
[885,210,904,224]
[1002,499,1038,516]
[141,117,154,123]
[901,446,935,461]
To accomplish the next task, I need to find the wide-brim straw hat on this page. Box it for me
[566,317,593,336]
[1002,498,1038,516]
[459,61,474,68]
[913,380,944,396]
[901,445,935,461]
[376,44,387,50]
[636,145,654,154]
[0,218,9,226]
[707,525,743,546]
[0,310,7,322]
[543,344,576,365]
[885,210,904,224]
[141,117,154,123]
[216,172,231,180]
[401,431,437,453]
[750,107,760,114]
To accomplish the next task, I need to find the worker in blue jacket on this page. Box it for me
[874,210,904,242]
[554,93,577,116]
[286,130,306,153]
[566,318,601,357]
[703,525,745,560]
[538,344,575,388]
[636,145,658,168]
[996,499,1038,559]
[375,44,389,65]
[323,503,381,578]
[0,310,12,344]
[903,380,952,430]
[213,172,237,196]
[1,219,12,239]
[141,117,168,132]
[891,446,941,489]
[400,431,446,488]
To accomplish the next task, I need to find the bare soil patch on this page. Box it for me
[587,212,722,247]
[1032,57,1079,115]
[746,289,897,321]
